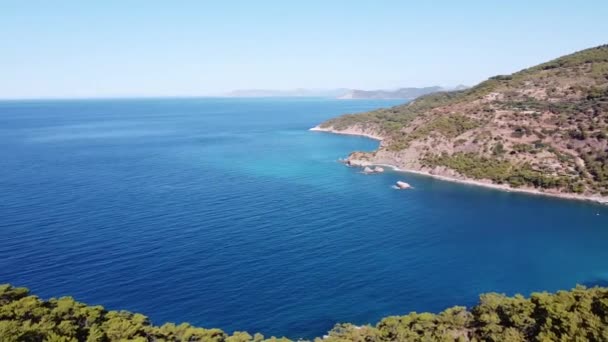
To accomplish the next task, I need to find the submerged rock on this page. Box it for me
[396,181,411,189]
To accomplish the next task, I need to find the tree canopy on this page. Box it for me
[2,284,608,341]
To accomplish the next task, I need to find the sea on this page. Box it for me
[1,97,607,339]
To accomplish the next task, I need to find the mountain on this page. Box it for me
[224,86,457,99]
[337,86,444,100]
[224,88,349,98]
[314,45,608,199]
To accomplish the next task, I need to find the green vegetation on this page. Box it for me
[3,284,608,341]
[423,153,571,190]
[0,284,287,342]
[523,44,608,73]
[320,91,465,134]
[324,285,608,342]
[582,150,608,195]
[499,92,608,124]
[318,44,608,195]
[389,115,481,151]
[322,44,608,141]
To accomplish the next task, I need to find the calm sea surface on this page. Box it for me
[1,98,607,339]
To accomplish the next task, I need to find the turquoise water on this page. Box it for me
[1,98,607,339]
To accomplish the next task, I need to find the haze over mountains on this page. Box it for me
[224,86,468,100]
[224,88,350,98]
[337,86,468,100]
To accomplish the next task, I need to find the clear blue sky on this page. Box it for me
[1,1,607,99]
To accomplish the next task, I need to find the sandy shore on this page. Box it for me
[310,126,608,205]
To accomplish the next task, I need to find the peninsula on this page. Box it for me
[312,45,608,203]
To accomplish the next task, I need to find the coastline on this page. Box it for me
[310,126,608,205]
[309,125,384,141]
[378,163,608,205]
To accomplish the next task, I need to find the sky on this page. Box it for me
[1,1,607,99]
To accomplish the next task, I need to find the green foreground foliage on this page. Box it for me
[3,284,608,341]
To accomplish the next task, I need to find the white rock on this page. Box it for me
[396,181,411,189]
[363,166,374,174]
[373,166,384,173]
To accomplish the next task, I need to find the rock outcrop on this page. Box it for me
[396,181,411,189]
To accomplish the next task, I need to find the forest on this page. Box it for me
[2,284,608,341]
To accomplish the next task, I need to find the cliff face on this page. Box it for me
[318,45,608,197]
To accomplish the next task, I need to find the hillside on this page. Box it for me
[337,86,443,100]
[2,284,608,341]
[315,45,608,199]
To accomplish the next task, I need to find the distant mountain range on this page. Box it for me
[224,86,468,100]
[224,88,350,98]
[337,86,469,100]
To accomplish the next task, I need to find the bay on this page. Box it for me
[1,98,607,339]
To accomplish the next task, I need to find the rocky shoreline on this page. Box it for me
[309,125,384,141]
[310,126,608,205]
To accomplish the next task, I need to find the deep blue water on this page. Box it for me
[1,97,607,339]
